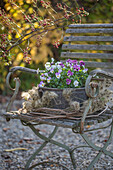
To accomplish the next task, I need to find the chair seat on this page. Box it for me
[3,109,113,129]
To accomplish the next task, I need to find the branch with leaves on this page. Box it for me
[0,0,89,65]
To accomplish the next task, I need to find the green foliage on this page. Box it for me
[80,0,113,23]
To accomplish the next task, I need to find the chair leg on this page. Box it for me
[80,119,113,170]
[25,125,58,170]
[23,119,113,170]
[24,123,77,169]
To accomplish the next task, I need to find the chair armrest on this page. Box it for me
[80,69,113,133]
[6,66,39,112]
[6,66,38,91]
[85,69,113,98]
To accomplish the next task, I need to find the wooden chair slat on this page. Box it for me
[63,36,113,42]
[62,44,113,51]
[69,23,113,28]
[66,28,113,34]
[62,24,113,70]
[84,61,113,68]
[61,52,113,60]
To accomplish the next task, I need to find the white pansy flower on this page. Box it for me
[40,75,46,80]
[57,61,62,65]
[39,83,45,87]
[47,79,50,83]
[55,72,61,79]
[45,62,51,70]
[51,65,56,69]
[57,65,61,69]
[46,66,51,70]
[83,68,88,73]
[47,77,51,83]
[70,66,73,70]
[45,62,50,65]
[73,80,79,87]
[58,69,62,73]
[51,58,54,63]
[44,73,48,76]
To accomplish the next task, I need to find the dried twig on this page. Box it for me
[5,148,28,152]
[32,107,79,115]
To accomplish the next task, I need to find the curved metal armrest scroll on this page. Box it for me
[6,66,38,91]
[6,66,38,112]
[85,69,113,98]
[80,69,113,133]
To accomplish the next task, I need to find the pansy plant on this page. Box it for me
[38,58,88,88]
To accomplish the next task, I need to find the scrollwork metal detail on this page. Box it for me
[6,66,38,112]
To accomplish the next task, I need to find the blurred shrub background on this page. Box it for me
[0,0,113,95]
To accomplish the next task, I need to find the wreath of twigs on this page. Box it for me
[20,105,108,121]
[20,78,113,123]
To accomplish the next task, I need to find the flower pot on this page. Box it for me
[38,87,88,109]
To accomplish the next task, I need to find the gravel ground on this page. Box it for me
[0,96,113,170]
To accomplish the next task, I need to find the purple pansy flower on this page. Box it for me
[39,81,45,87]
[71,60,78,64]
[50,68,54,73]
[59,62,65,68]
[66,79,71,85]
[67,70,73,76]
[73,65,80,71]
[66,59,72,63]
[79,60,85,66]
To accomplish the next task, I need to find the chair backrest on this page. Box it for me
[61,23,113,70]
